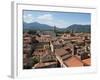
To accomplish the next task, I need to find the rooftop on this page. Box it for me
[55,48,67,57]
[34,62,58,68]
[82,58,91,66]
[64,56,83,67]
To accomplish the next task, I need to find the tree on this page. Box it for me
[54,26,57,36]
[65,30,70,33]
[32,56,40,65]
[28,30,36,35]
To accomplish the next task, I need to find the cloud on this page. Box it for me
[35,14,67,28]
[24,13,67,28]
[23,14,34,23]
[52,20,67,28]
[37,14,53,21]
[35,14,53,26]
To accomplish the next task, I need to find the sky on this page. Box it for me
[23,10,91,28]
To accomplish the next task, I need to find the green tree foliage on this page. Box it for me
[28,30,36,35]
[32,56,40,65]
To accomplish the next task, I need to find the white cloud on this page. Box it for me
[35,14,55,26]
[24,13,67,28]
[35,14,67,28]
[53,20,67,28]
[23,14,34,23]
[37,14,53,21]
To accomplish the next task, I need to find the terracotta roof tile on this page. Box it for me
[82,58,91,66]
[64,56,83,67]
[55,48,67,56]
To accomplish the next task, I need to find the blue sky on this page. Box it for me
[23,10,91,28]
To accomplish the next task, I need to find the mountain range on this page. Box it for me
[23,22,91,33]
[66,24,90,33]
[23,22,54,30]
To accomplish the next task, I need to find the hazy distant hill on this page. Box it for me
[66,24,91,33]
[23,22,54,30]
[23,22,90,32]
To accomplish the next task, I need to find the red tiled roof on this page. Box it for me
[64,56,83,67]
[55,48,67,56]
[82,58,91,66]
